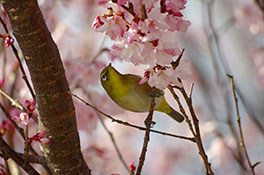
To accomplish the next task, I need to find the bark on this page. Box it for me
[0,0,91,174]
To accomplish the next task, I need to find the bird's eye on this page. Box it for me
[101,73,108,81]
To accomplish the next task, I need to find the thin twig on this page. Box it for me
[24,124,29,163]
[168,84,214,175]
[136,96,155,175]
[83,91,129,172]
[71,92,195,142]
[0,89,23,110]
[227,74,260,175]
[0,16,35,99]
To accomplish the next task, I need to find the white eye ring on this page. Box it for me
[101,73,108,81]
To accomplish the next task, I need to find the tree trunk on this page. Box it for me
[0,0,91,174]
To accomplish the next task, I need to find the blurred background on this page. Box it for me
[0,0,264,174]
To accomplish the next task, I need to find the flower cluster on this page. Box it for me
[12,99,36,125]
[92,0,191,89]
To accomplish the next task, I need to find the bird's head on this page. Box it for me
[100,63,121,89]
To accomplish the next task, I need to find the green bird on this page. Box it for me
[100,63,184,123]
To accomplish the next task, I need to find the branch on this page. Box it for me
[0,137,40,175]
[136,95,155,175]
[71,92,195,142]
[227,74,260,174]
[168,84,214,175]
[16,152,46,164]
[0,89,23,110]
[0,0,91,174]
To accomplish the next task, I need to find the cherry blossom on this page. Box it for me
[12,112,30,125]
[92,0,191,89]
[4,35,14,47]
[28,132,50,144]
[24,99,36,112]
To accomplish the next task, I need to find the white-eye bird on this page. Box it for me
[100,64,184,122]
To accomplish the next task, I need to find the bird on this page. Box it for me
[100,63,184,123]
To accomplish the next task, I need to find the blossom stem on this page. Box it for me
[24,123,29,163]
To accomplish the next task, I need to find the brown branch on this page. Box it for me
[136,95,155,175]
[16,152,46,164]
[168,84,214,175]
[71,92,195,142]
[227,74,260,174]
[0,16,35,99]
[0,0,91,174]
[0,137,40,175]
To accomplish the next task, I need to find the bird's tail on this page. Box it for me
[167,109,184,123]
[156,98,184,123]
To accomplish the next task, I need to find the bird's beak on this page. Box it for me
[108,63,112,67]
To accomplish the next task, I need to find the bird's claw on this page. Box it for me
[144,120,156,128]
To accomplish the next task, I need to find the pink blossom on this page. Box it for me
[0,119,14,135]
[19,112,30,125]
[93,0,191,89]
[92,16,105,30]
[12,115,20,122]
[4,35,14,47]
[166,0,187,16]
[139,71,150,85]
[1,119,13,130]
[24,99,36,112]
[39,137,51,144]
[129,161,136,172]
[12,112,30,126]
[0,78,4,88]
[28,132,50,144]
[164,15,191,32]
[106,15,127,40]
